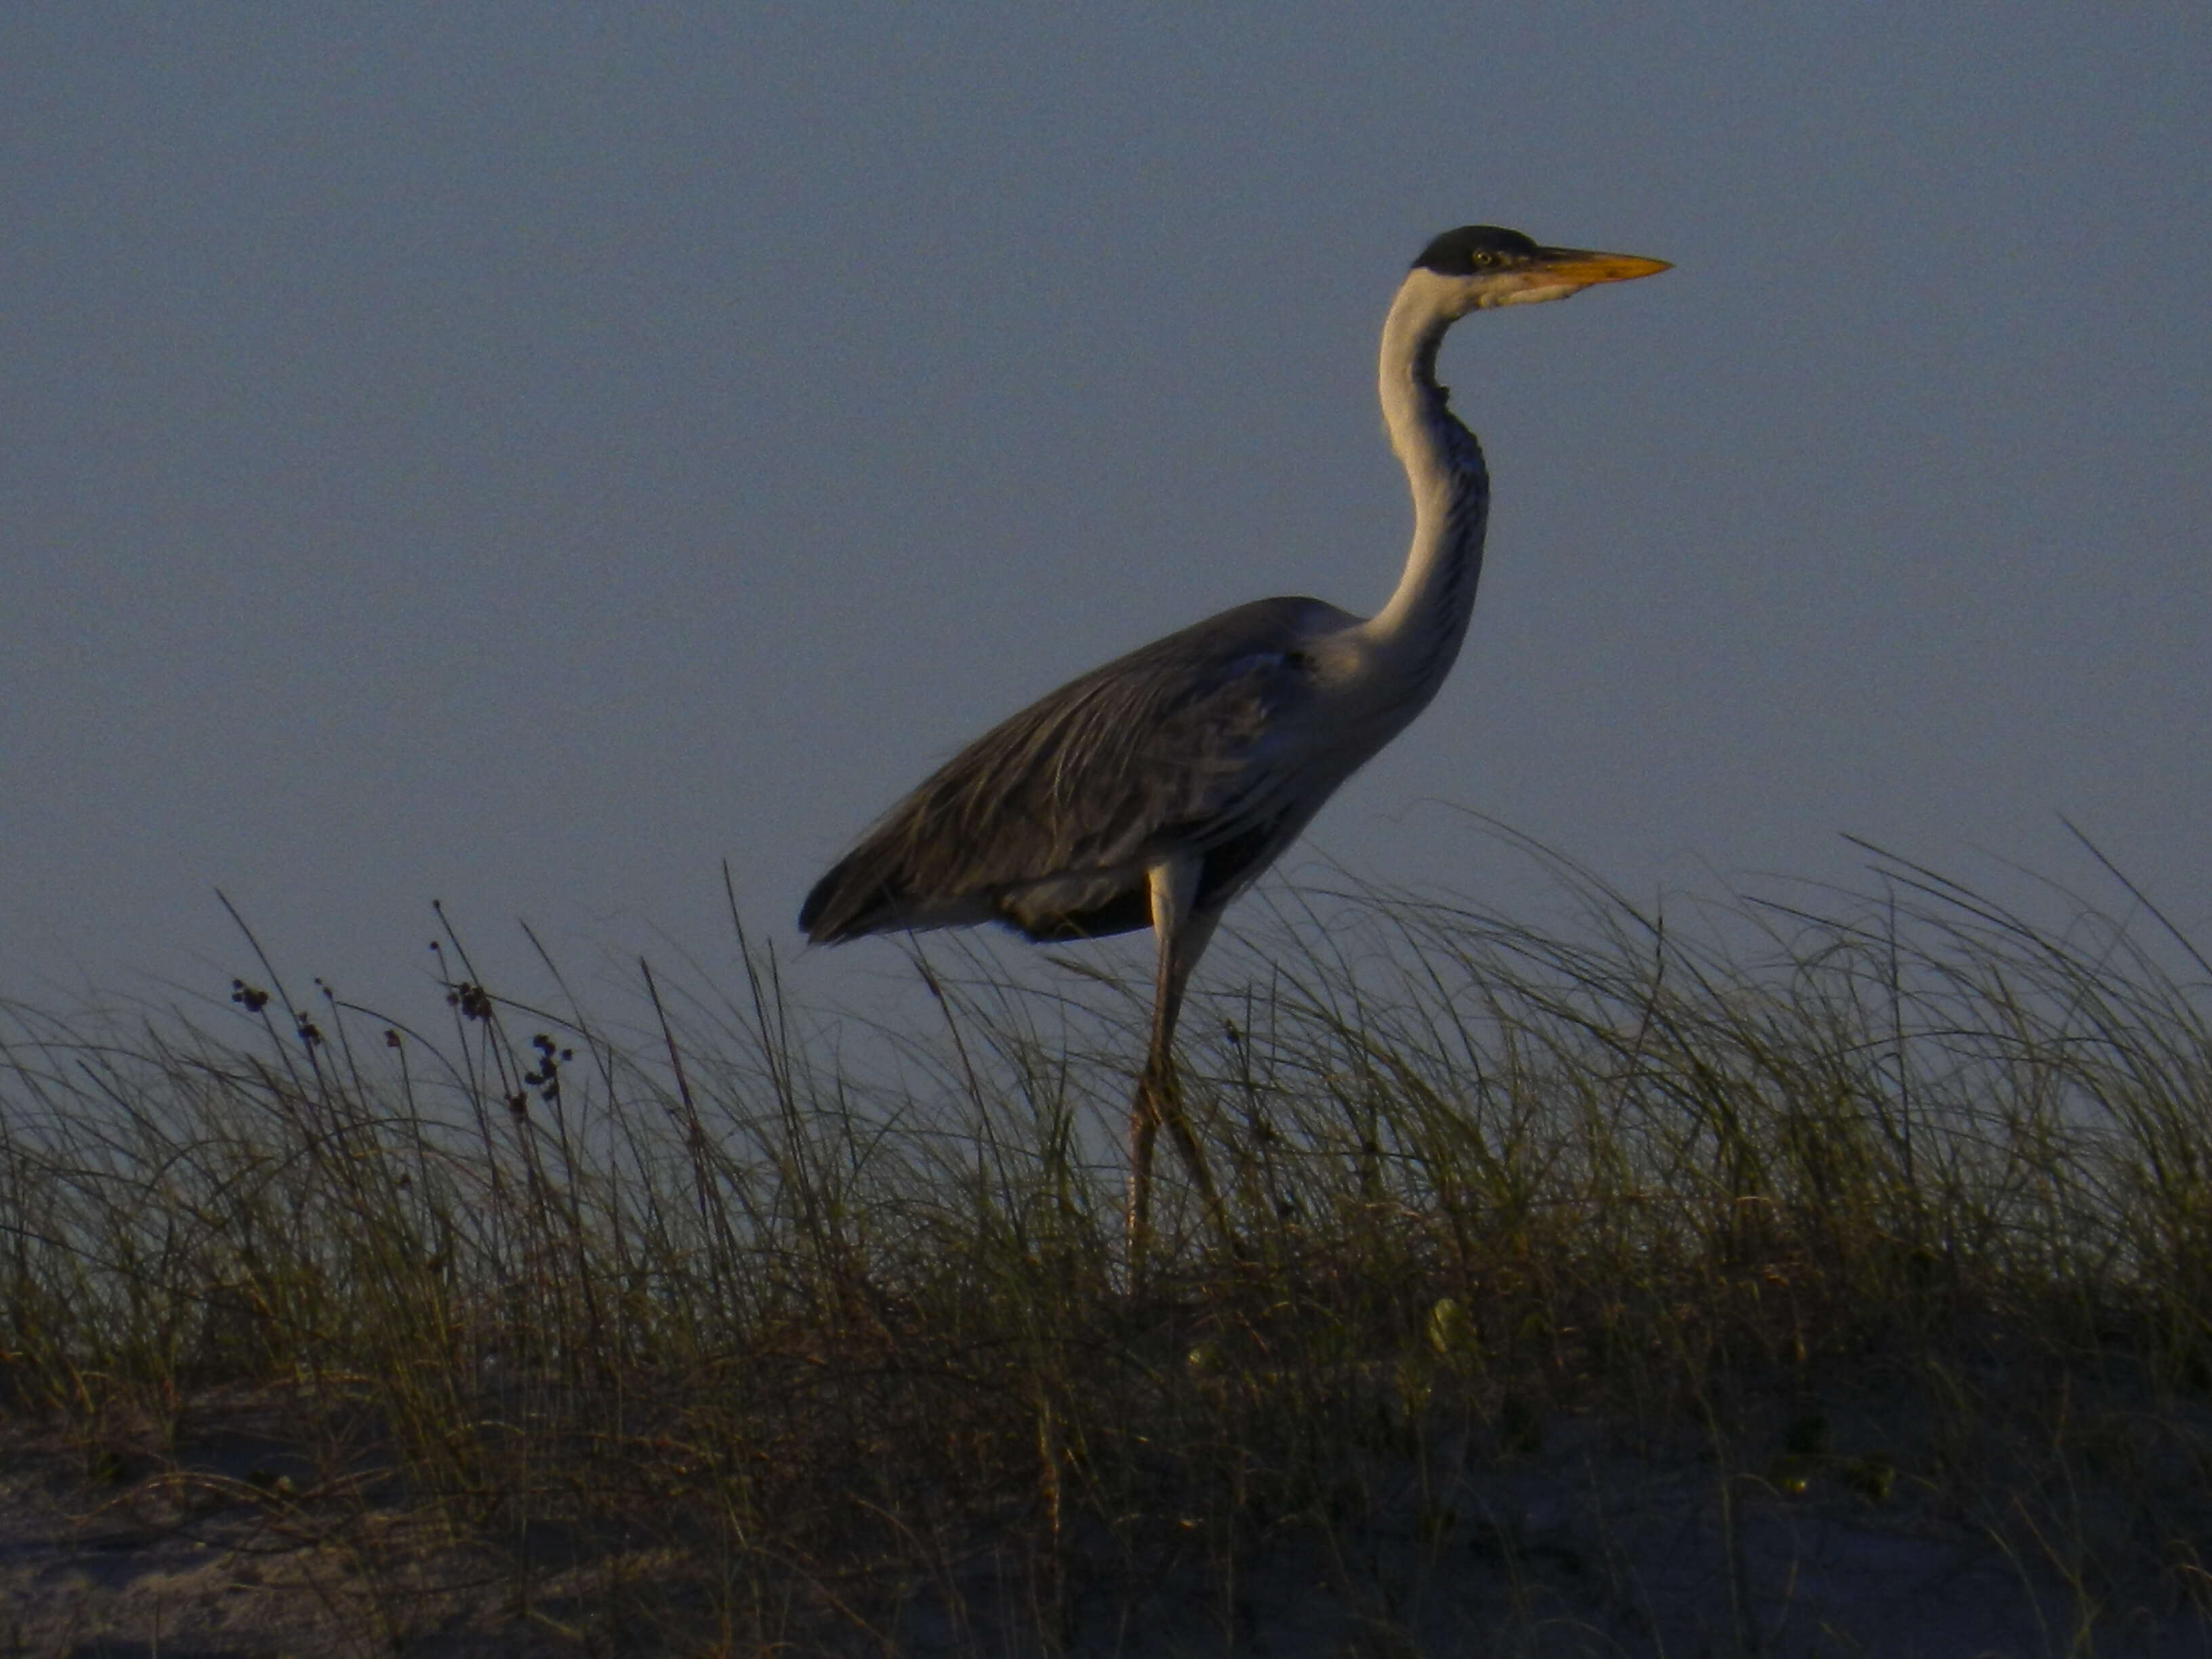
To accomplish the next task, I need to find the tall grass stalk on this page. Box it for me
[3,840,2211,1652]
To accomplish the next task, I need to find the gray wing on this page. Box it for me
[800,595,1350,944]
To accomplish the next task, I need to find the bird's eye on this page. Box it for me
[1471,251,1494,268]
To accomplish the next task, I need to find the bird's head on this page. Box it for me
[1410,225,1670,316]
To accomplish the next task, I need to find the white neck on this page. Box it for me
[1357,270,1492,682]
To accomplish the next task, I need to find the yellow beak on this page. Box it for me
[1535,249,1673,285]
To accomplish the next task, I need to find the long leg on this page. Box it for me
[1126,857,1229,1263]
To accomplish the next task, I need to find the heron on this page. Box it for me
[800,225,1668,1257]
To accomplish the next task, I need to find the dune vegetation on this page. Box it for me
[5,833,2212,1655]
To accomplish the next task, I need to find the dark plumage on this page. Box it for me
[1412,224,1540,274]
[800,596,1339,945]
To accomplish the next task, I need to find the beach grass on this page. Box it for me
[4,835,2211,1654]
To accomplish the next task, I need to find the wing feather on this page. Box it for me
[800,596,1349,943]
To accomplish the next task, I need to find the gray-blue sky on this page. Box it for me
[3,5,2208,1015]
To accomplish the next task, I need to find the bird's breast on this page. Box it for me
[1235,631,1437,812]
